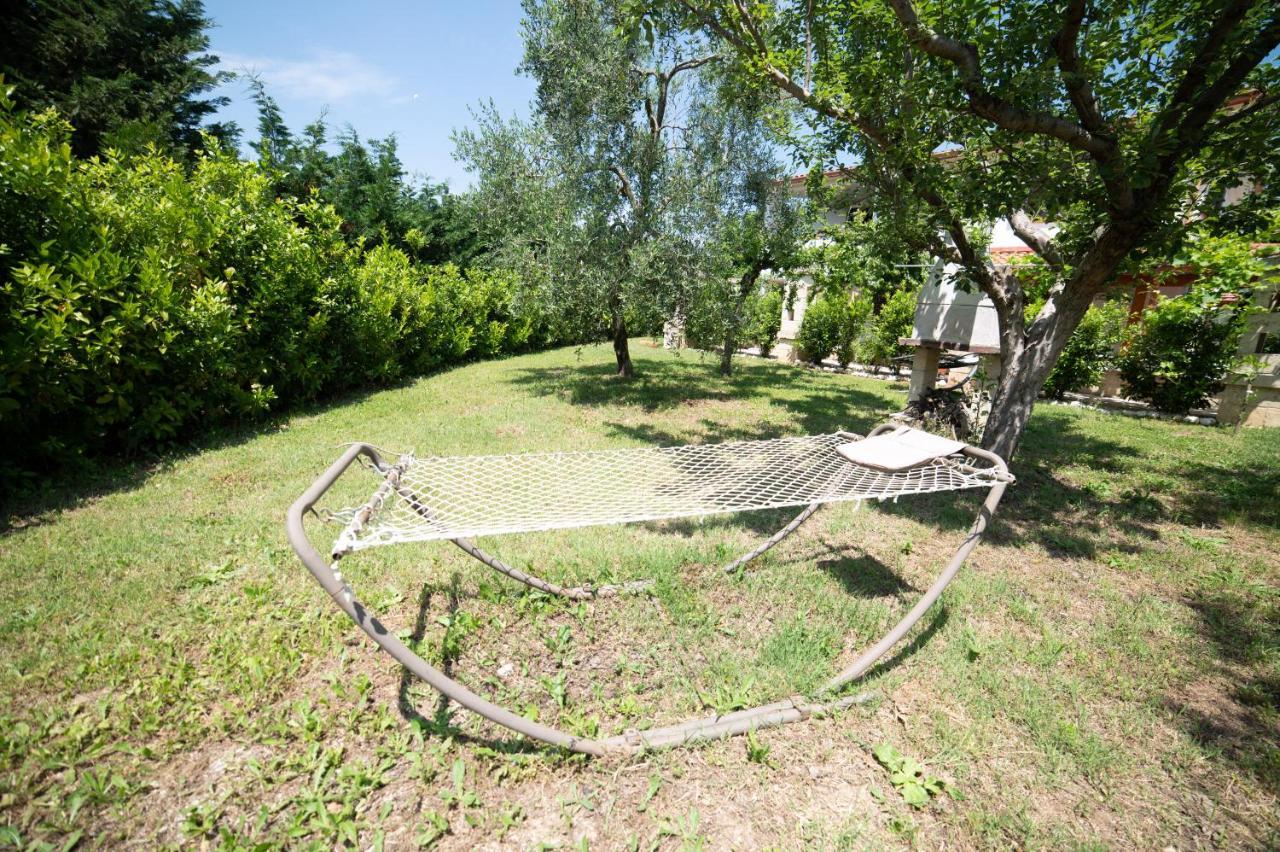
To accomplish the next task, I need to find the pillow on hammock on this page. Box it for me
[836,426,965,471]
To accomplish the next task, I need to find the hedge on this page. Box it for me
[0,89,551,472]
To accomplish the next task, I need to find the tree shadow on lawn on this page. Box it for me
[869,407,1276,563]
[1171,580,1280,795]
[508,357,900,440]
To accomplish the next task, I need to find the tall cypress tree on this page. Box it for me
[0,0,234,157]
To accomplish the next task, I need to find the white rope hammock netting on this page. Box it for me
[329,432,1005,556]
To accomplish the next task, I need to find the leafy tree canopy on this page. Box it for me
[247,80,483,267]
[653,0,1280,458]
[458,0,804,376]
[0,0,234,157]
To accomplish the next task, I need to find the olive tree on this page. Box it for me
[659,0,1279,459]
[685,77,812,374]
[457,0,723,377]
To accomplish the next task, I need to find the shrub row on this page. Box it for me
[0,93,552,471]
[796,287,915,369]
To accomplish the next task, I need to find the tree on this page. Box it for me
[660,0,1280,459]
[809,209,928,311]
[246,80,483,267]
[0,0,234,157]
[680,73,812,374]
[459,0,730,377]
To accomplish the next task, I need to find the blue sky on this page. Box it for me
[204,1,535,189]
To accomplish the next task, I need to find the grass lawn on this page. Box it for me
[2,340,1278,849]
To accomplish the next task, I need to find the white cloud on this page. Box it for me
[218,50,399,103]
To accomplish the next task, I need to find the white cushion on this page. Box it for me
[836,426,966,471]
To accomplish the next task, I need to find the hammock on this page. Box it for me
[286,423,1012,756]
[329,431,1003,554]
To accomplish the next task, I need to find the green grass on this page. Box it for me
[2,340,1278,849]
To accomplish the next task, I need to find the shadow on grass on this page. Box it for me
[507,357,898,442]
[395,576,547,757]
[816,553,917,598]
[842,606,951,690]
[0,378,403,535]
[1171,582,1280,794]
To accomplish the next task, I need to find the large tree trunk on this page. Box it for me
[981,337,1052,462]
[612,311,633,378]
[980,226,1142,461]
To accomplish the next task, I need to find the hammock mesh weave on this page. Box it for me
[329,433,1002,555]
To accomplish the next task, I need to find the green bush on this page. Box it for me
[796,288,870,367]
[1042,300,1127,398]
[747,286,783,357]
[1116,233,1261,414]
[857,286,918,370]
[1117,291,1247,413]
[795,289,844,363]
[0,89,548,471]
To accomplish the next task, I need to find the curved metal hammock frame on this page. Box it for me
[286,423,1011,756]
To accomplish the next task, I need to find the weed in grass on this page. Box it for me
[541,671,569,709]
[872,742,953,807]
[886,813,917,844]
[745,728,774,766]
[659,807,706,850]
[414,810,449,847]
[709,673,757,713]
[636,775,662,813]
[545,623,574,657]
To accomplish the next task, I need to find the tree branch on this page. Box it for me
[678,1,892,146]
[1148,8,1280,186]
[680,0,1017,317]
[668,53,720,77]
[882,0,1115,160]
[1162,0,1259,116]
[610,165,640,214]
[1008,210,1064,271]
[1051,0,1105,134]
[1207,90,1279,133]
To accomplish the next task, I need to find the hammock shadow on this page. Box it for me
[393,575,549,756]
[814,553,917,598]
[839,605,951,688]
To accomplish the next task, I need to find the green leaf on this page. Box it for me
[872,742,903,771]
[900,782,929,807]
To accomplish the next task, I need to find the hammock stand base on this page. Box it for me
[285,423,1010,756]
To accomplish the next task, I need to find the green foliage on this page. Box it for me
[872,743,953,808]
[744,729,773,766]
[247,80,482,268]
[1042,301,1127,399]
[0,94,548,471]
[857,286,919,370]
[660,0,1280,456]
[749,286,784,357]
[1118,294,1248,414]
[0,0,234,157]
[811,213,928,309]
[683,281,785,358]
[795,290,843,364]
[1118,234,1263,414]
[459,1,805,376]
[796,289,871,367]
